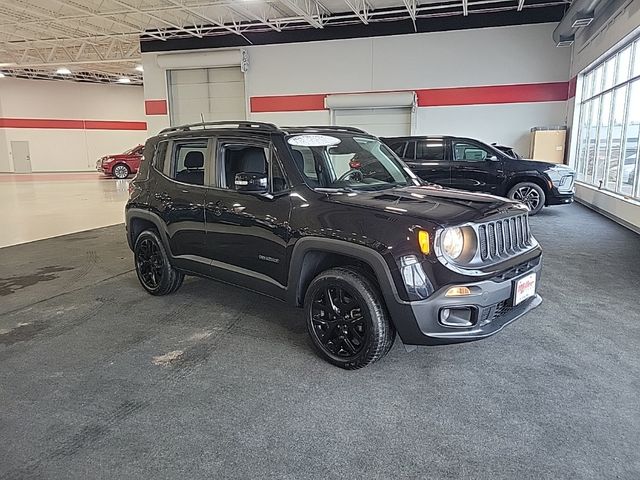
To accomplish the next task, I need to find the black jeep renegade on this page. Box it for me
[126,122,542,369]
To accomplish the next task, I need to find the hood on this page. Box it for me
[104,153,137,161]
[516,158,574,172]
[325,185,527,227]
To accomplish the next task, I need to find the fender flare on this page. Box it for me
[125,208,171,254]
[286,237,403,306]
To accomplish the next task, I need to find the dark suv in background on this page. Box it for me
[382,136,575,214]
[126,122,542,369]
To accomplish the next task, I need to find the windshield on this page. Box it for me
[287,134,419,191]
[122,145,142,155]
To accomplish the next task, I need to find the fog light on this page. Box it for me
[445,286,471,297]
[439,307,475,327]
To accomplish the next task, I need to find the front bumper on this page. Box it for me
[546,190,574,206]
[388,258,542,346]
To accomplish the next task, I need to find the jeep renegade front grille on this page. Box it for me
[477,214,531,262]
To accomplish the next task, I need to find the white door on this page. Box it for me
[168,67,246,126]
[333,107,411,137]
[11,141,31,173]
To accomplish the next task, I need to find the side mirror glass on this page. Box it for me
[235,172,268,193]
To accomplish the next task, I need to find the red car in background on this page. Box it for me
[96,145,143,179]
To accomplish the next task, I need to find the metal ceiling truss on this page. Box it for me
[0,0,569,85]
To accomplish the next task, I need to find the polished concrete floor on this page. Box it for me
[0,173,129,248]
[0,204,639,479]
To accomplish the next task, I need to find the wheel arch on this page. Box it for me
[506,175,550,196]
[287,237,402,308]
[126,208,169,253]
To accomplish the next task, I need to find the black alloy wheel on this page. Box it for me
[310,285,368,358]
[508,182,545,215]
[134,230,184,295]
[136,237,164,290]
[304,267,395,369]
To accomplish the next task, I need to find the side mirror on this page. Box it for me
[488,155,499,161]
[235,172,268,193]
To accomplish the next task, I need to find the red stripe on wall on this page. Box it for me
[145,99,168,115]
[0,118,147,130]
[84,120,147,130]
[0,118,85,129]
[416,82,570,107]
[251,94,326,113]
[249,82,571,112]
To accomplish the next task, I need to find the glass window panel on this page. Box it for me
[606,86,627,190]
[633,41,640,78]
[621,81,640,196]
[595,92,613,184]
[583,71,593,99]
[603,57,616,91]
[592,65,604,96]
[585,96,601,182]
[576,100,592,179]
[616,46,632,83]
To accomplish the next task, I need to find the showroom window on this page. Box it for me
[574,36,640,199]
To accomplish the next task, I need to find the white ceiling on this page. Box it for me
[0,0,570,85]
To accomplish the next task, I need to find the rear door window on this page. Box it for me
[415,139,445,161]
[169,140,209,185]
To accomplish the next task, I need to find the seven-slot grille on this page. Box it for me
[478,214,531,261]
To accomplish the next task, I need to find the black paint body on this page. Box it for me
[381,136,575,207]
[126,125,543,346]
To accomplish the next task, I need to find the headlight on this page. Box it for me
[441,227,464,259]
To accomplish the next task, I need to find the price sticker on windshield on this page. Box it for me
[287,135,341,147]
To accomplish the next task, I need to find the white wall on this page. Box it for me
[142,23,571,156]
[0,78,147,172]
[246,23,570,154]
[566,0,640,230]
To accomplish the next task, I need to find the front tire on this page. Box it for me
[134,230,184,295]
[304,267,395,370]
[113,163,130,179]
[508,182,545,215]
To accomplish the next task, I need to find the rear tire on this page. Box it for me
[134,230,184,295]
[304,267,395,370]
[508,182,545,215]
[113,163,130,179]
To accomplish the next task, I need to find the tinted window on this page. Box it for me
[170,140,208,185]
[453,142,490,162]
[389,142,407,157]
[415,140,445,161]
[404,141,416,160]
[153,141,168,172]
[271,153,289,193]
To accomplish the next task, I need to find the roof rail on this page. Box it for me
[284,125,369,134]
[159,121,280,134]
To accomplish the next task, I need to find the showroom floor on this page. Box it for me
[0,173,129,248]
[0,204,638,479]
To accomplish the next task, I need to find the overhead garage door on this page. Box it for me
[333,107,411,137]
[168,67,246,126]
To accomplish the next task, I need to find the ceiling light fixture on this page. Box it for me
[56,67,72,75]
[135,65,144,72]
[117,77,132,84]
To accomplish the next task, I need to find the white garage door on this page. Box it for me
[168,67,246,126]
[333,107,411,137]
